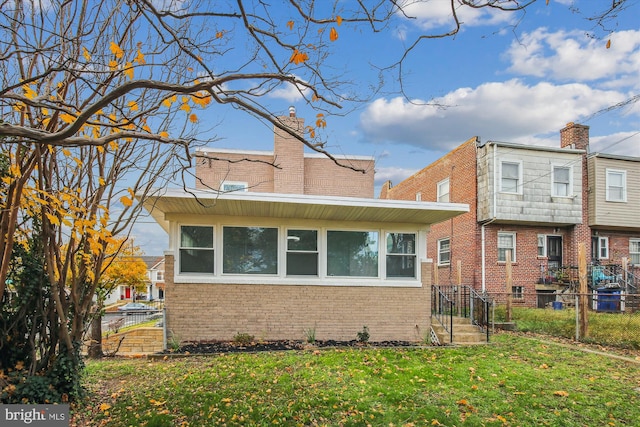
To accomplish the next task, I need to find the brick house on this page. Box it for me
[380,123,640,307]
[141,108,468,343]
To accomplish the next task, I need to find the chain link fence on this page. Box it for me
[488,291,640,349]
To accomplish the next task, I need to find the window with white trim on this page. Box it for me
[437,238,450,266]
[498,232,516,262]
[598,236,609,260]
[327,230,379,277]
[437,178,450,203]
[552,166,571,197]
[537,235,546,257]
[221,181,248,192]
[512,286,524,300]
[386,233,416,278]
[286,229,318,276]
[606,169,626,202]
[179,226,214,273]
[500,161,522,194]
[223,226,278,274]
[630,239,640,265]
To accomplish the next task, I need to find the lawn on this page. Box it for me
[73,333,640,426]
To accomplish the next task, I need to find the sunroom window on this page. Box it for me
[223,226,278,274]
[286,229,318,276]
[327,231,378,277]
[386,233,416,278]
[179,226,214,273]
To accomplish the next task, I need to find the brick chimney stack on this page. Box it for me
[273,106,305,194]
[560,122,590,151]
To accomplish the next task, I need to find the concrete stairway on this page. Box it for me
[431,316,488,345]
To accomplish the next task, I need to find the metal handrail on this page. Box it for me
[431,286,454,344]
[467,286,492,342]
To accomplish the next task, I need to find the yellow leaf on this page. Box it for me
[22,84,37,100]
[60,113,75,124]
[180,103,191,113]
[142,124,151,133]
[82,47,92,61]
[606,39,611,49]
[287,20,294,30]
[62,148,71,157]
[128,100,138,111]
[189,113,198,123]
[134,49,146,64]
[159,131,169,138]
[99,403,111,412]
[162,98,173,108]
[109,60,118,70]
[553,390,569,397]
[45,213,60,226]
[124,62,134,80]
[289,49,308,64]
[216,31,224,39]
[99,177,105,186]
[315,113,326,128]
[109,42,124,59]
[329,27,338,42]
[120,196,133,207]
[336,16,343,26]
[109,140,119,151]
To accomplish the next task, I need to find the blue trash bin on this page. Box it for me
[552,301,563,310]
[596,288,621,312]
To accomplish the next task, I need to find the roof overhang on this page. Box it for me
[138,188,469,233]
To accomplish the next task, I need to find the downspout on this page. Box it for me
[481,142,498,293]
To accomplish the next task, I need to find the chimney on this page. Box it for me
[273,107,304,194]
[289,105,296,117]
[560,122,589,151]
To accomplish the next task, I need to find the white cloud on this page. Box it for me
[374,166,419,188]
[591,131,640,157]
[398,0,515,31]
[505,28,640,86]
[359,79,630,151]
[267,77,309,102]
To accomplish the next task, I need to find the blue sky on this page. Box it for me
[132,0,640,255]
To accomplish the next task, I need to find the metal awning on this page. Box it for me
[139,188,469,232]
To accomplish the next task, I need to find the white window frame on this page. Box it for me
[537,235,546,257]
[598,236,609,260]
[179,225,215,274]
[221,180,248,192]
[437,178,450,203]
[386,233,417,279]
[552,165,572,197]
[498,232,516,263]
[437,238,451,266]
[605,169,626,202]
[512,286,524,300]
[630,239,640,265]
[286,229,319,276]
[500,160,523,194]
[222,225,279,275]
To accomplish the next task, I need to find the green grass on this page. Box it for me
[73,333,640,426]
[495,306,640,349]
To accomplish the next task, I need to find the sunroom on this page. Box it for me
[141,188,468,342]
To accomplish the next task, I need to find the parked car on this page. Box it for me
[117,302,158,314]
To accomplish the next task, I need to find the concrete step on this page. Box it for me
[431,316,488,345]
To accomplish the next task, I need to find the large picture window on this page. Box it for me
[386,233,416,278]
[180,226,214,273]
[223,226,278,274]
[286,229,318,276]
[327,231,379,277]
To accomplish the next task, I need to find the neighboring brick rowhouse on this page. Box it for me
[560,122,590,151]
[165,255,433,344]
[380,137,480,287]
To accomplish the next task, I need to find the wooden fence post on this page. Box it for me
[505,251,513,323]
[578,243,588,338]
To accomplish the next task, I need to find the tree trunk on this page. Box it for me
[87,312,103,358]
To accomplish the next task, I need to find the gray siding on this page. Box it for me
[589,155,640,229]
[477,143,583,225]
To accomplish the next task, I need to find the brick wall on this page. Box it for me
[304,157,374,198]
[164,255,433,343]
[381,138,479,287]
